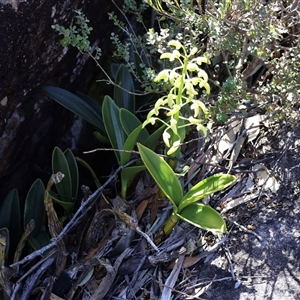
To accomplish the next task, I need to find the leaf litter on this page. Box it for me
[5,111,297,299]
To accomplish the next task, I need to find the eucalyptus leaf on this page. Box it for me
[178,203,226,233]
[42,86,104,132]
[138,143,183,208]
[24,179,45,238]
[179,174,236,211]
[52,147,72,202]
[114,64,135,112]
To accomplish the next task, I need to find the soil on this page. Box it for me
[198,120,300,300]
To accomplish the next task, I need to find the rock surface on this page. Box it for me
[198,122,300,300]
[0,0,119,201]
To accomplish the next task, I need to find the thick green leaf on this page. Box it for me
[42,86,104,132]
[119,108,141,135]
[178,203,226,234]
[75,92,103,116]
[120,165,146,199]
[114,64,135,112]
[137,144,183,208]
[48,191,74,220]
[110,63,120,80]
[28,231,50,251]
[93,131,110,144]
[102,96,127,163]
[64,149,79,198]
[24,179,45,238]
[179,174,236,211]
[0,190,22,255]
[145,125,165,151]
[120,109,149,143]
[52,147,72,202]
[121,125,143,166]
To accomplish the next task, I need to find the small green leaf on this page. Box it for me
[93,131,110,144]
[52,147,72,202]
[120,165,146,199]
[42,86,104,133]
[145,125,165,151]
[178,203,226,233]
[102,96,127,163]
[0,190,22,256]
[114,64,135,112]
[179,174,236,211]
[64,149,79,198]
[48,191,74,220]
[138,144,183,208]
[121,125,143,166]
[28,231,50,251]
[24,179,45,238]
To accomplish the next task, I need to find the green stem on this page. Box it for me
[168,57,189,170]
[163,212,179,236]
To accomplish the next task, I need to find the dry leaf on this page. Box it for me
[217,119,241,153]
[229,136,246,169]
[49,293,65,300]
[136,200,148,221]
[168,256,201,269]
[244,114,264,142]
[253,163,280,193]
[160,255,185,300]
[187,154,205,180]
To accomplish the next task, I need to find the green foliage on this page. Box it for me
[0,189,22,256]
[52,9,101,58]
[43,64,163,199]
[138,143,236,234]
[27,190,46,252]
[114,64,135,112]
[42,86,105,134]
[24,179,48,250]
[51,147,79,219]
[107,2,157,93]
[0,146,80,257]
[110,0,300,123]
[97,95,164,198]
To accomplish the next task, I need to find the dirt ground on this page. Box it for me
[197,121,300,300]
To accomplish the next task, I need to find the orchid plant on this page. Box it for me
[139,40,236,235]
[143,40,210,168]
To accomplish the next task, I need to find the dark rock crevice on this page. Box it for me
[0,0,121,202]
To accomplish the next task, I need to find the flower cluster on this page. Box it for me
[143,40,210,155]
